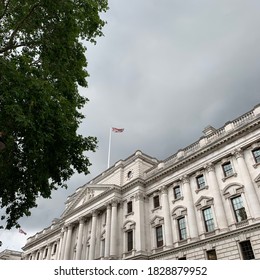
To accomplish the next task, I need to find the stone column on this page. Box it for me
[89,210,98,259]
[160,186,173,247]
[110,200,118,258]
[39,248,44,260]
[181,176,199,239]
[205,163,228,231]
[64,224,73,259]
[46,244,52,260]
[75,218,85,259]
[57,230,64,260]
[104,204,111,258]
[134,192,146,253]
[60,227,67,260]
[234,149,260,218]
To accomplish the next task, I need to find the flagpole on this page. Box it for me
[107,127,112,169]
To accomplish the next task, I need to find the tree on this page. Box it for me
[0,0,108,230]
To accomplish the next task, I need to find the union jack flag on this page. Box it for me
[112,127,124,133]
[19,228,27,235]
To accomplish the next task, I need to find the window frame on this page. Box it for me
[127,201,133,214]
[222,161,234,177]
[127,230,133,252]
[173,185,181,200]
[202,207,215,232]
[153,195,160,209]
[239,240,255,260]
[177,217,187,240]
[155,225,163,248]
[252,148,260,164]
[206,249,217,260]
[231,195,247,222]
[196,174,206,189]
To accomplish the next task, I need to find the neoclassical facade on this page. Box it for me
[22,104,260,260]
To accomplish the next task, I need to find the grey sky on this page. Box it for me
[1,0,260,251]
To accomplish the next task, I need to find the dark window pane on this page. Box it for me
[203,208,214,232]
[222,162,233,177]
[127,201,133,213]
[196,175,205,189]
[127,230,133,251]
[153,195,160,208]
[240,240,255,260]
[252,148,260,163]
[231,196,247,222]
[173,186,181,199]
[207,249,217,260]
[156,226,163,247]
[178,217,187,240]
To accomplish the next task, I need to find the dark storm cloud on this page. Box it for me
[1,0,259,251]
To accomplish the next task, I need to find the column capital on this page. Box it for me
[91,209,98,217]
[64,223,73,230]
[205,163,215,173]
[105,202,112,210]
[159,185,168,194]
[233,148,244,159]
[77,217,85,224]
[134,191,145,201]
[180,175,190,184]
[111,199,119,207]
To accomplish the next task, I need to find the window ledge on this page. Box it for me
[253,162,260,169]
[222,173,237,182]
[172,196,184,204]
[123,249,136,259]
[152,246,164,254]
[235,219,249,228]
[195,185,209,194]
[151,206,162,213]
[178,239,188,246]
[125,212,134,218]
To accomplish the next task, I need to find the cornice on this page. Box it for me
[121,178,146,192]
[145,117,260,185]
[22,223,63,251]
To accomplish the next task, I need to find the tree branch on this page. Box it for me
[0,0,10,20]
[0,2,40,54]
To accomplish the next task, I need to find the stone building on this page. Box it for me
[0,249,22,260]
[22,104,260,260]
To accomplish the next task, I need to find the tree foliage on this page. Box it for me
[0,0,108,230]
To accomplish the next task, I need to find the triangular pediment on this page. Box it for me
[61,184,119,217]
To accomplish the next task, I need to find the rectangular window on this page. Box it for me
[240,240,255,260]
[203,207,214,232]
[231,196,247,222]
[156,226,163,247]
[178,217,187,240]
[252,148,260,163]
[196,175,206,189]
[44,248,48,259]
[127,201,133,214]
[173,186,181,199]
[127,230,133,251]
[207,249,217,260]
[53,243,57,255]
[153,195,160,208]
[222,161,233,177]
